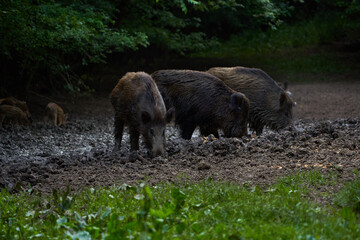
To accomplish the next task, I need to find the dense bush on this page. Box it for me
[0,0,358,94]
[0,0,148,94]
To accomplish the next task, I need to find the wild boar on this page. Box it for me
[151,70,250,139]
[0,105,29,128]
[207,66,294,134]
[110,72,174,157]
[43,102,68,126]
[0,96,31,121]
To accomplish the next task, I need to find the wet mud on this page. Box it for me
[1,82,360,194]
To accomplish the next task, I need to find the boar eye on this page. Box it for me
[150,129,154,136]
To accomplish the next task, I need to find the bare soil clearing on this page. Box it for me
[0,82,359,195]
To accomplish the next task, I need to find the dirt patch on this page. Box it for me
[292,82,360,120]
[1,82,360,195]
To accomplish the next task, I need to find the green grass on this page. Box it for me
[191,15,359,83]
[193,14,356,58]
[1,171,360,239]
[334,170,360,214]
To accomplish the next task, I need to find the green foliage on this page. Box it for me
[0,0,149,62]
[192,12,359,82]
[0,0,149,94]
[1,171,360,239]
[117,0,219,55]
[334,176,360,215]
[1,0,359,93]
[187,0,285,40]
[194,13,352,57]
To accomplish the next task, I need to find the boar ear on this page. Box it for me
[141,111,151,124]
[280,92,287,107]
[283,82,288,91]
[166,107,175,123]
[278,82,288,90]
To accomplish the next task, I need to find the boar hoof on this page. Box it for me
[128,151,145,163]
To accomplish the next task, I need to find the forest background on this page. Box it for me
[1,0,359,95]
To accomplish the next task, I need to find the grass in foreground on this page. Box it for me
[1,171,360,239]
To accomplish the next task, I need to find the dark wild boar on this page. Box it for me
[207,66,295,135]
[0,96,31,121]
[43,102,68,126]
[110,72,174,157]
[0,105,29,128]
[151,70,250,139]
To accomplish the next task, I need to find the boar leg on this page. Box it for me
[114,116,124,151]
[200,125,219,138]
[52,113,57,126]
[250,121,264,135]
[58,115,63,126]
[129,126,140,151]
[180,121,196,140]
[256,125,264,135]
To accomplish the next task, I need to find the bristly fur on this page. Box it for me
[151,69,250,139]
[43,102,68,126]
[110,71,171,157]
[207,66,294,134]
[0,105,29,127]
[0,96,31,120]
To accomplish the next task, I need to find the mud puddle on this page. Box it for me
[1,117,359,194]
[1,82,360,194]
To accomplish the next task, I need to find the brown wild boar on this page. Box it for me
[151,70,250,139]
[110,72,174,157]
[0,96,31,121]
[0,105,29,128]
[207,66,295,135]
[43,102,68,126]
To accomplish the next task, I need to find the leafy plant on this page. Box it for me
[1,171,360,239]
[334,178,360,214]
[1,0,359,94]
[0,0,148,94]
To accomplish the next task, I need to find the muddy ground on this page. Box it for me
[1,82,360,198]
